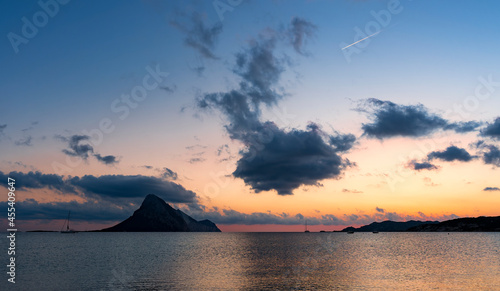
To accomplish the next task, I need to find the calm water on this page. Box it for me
[2,232,499,290]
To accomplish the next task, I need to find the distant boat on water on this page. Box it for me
[61,211,77,233]
[304,220,310,233]
[347,231,354,234]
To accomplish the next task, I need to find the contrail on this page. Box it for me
[341,30,381,50]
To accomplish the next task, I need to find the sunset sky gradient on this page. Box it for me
[1,0,500,231]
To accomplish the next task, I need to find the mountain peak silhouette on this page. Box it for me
[102,194,221,232]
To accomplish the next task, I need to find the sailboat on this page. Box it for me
[60,211,77,233]
[304,219,310,233]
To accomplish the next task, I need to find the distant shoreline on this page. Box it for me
[20,215,500,233]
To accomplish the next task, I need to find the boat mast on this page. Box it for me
[66,211,71,231]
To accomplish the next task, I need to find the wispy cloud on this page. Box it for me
[483,187,500,191]
[171,12,222,60]
[15,135,33,146]
[56,134,119,165]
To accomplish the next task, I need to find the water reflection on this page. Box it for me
[8,232,500,290]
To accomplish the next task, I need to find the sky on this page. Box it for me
[1,0,500,232]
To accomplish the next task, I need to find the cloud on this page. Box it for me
[188,157,206,164]
[160,85,177,94]
[329,133,357,152]
[15,135,33,146]
[483,187,500,191]
[69,174,196,203]
[0,124,6,138]
[56,134,119,165]
[0,171,199,205]
[233,122,354,195]
[481,117,500,139]
[342,188,363,194]
[186,207,459,226]
[2,189,459,226]
[21,121,38,132]
[408,160,438,171]
[232,38,285,106]
[359,99,448,139]
[185,144,207,150]
[473,141,500,167]
[0,171,77,193]
[0,199,135,222]
[197,21,353,195]
[161,167,178,181]
[358,99,483,138]
[286,17,317,55]
[483,145,500,167]
[427,146,475,162]
[444,121,483,133]
[171,13,222,60]
[216,144,230,156]
[9,199,459,226]
[57,134,94,159]
[423,177,439,187]
[93,154,119,165]
[408,146,474,172]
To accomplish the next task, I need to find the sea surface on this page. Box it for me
[2,232,500,290]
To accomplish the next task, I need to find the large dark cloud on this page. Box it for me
[358,99,483,139]
[69,174,196,203]
[198,19,354,195]
[233,122,354,195]
[481,117,500,139]
[359,99,448,138]
[0,171,198,204]
[56,134,119,165]
[0,170,207,224]
[171,13,222,60]
[427,146,475,162]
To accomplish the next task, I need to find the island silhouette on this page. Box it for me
[340,216,500,232]
[100,194,221,232]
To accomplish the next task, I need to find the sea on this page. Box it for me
[2,232,499,290]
